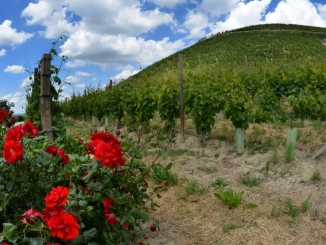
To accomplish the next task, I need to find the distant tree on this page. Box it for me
[0,99,14,110]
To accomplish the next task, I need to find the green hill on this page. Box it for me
[127,23,326,82]
[61,23,326,134]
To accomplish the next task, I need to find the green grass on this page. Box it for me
[197,166,217,174]
[184,178,208,196]
[151,163,178,185]
[211,178,229,189]
[214,188,244,208]
[239,173,261,187]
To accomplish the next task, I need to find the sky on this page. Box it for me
[1,0,326,114]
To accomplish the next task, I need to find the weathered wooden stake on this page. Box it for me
[179,54,185,143]
[244,55,249,95]
[40,53,53,141]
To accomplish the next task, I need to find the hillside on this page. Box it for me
[125,23,326,83]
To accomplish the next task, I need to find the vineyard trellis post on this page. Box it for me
[40,53,53,141]
[179,54,185,142]
[244,55,249,95]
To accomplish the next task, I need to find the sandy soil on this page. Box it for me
[139,128,326,245]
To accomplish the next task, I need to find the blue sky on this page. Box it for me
[1,0,326,113]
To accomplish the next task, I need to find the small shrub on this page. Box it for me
[311,170,321,181]
[240,173,261,187]
[211,178,229,189]
[214,188,244,208]
[151,163,178,185]
[184,178,207,196]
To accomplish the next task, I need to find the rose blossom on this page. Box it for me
[45,186,69,208]
[57,149,70,165]
[3,140,23,163]
[45,145,59,155]
[105,213,118,224]
[46,212,79,241]
[94,141,125,168]
[5,125,26,141]
[20,208,43,224]
[103,197,114,214]
[23,121,39,137]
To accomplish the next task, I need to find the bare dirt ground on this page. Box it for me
[69,118,326,245]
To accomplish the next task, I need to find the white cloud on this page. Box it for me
[112,69,139,82]
[4,65,25,74]
[60,30,185,66]
[265,0,326,27]
[183,11,209,39]
[65,60,86,68]
[75,71,91,76]
[148,0,187,8]
[0,20,34,46]
[210,0,272,33]
[20,76,33,88]
[65,75,80,83]
[200,0,240,17]
[76,84,86,88]
[2,92,24,107]
[0,49,6,56]
[317,4,326,19]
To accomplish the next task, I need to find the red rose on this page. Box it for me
[2,242,10,245]
[23,121,39,137]
[0,109,8,123]
[138,243,144,245]
[20,208,43,224]
[75,136,83,144]
[3,140,23,163]
[103,197,114,214]
[45,186,70,208]
[123,222,129,228]
[5,125,26,141]
[47,213,79,241]
[150,225,156,232]
[57,149,70,165]
[43,206,65,225]
[105,213,118,224]
[90,132,120,145]
[94,141,125,168]
[45,145,59,155]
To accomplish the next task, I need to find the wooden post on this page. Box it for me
[244,56,249,95]
[179,54,185,143]
[40,53,53,141]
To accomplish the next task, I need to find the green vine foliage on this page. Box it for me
[25,35,68,136]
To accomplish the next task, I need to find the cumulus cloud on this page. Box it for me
[20,76,33,88]
[20,0,182,69]
[75,83,86,88]
[0,49,6,56]
[183,11,209,39]
[317,4,326,19]
[60,31,185,66]
[4,65,25,74]
[200,0,240,17]
[112,65,140,81]
[75,71,91,76]
[2,92,24,106]
[65,75,80,83]
[0,20,33,46]
[265,0,326,27]
[148,0,187,8]
[209,0,272,33]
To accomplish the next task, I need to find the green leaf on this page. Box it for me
[164,162,172,170]
[69,235,83,245]
[79,200,88,208]
[83,228,97,241]
[3,223,16,241]
[89,182,103,191]
[29,238,44,245]
[112,197,130,205]
[246,203,258,209]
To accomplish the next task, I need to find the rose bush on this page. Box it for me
[0,108,160,244]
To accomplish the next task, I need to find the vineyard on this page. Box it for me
[57,23,326,244]
[61,24,326,141]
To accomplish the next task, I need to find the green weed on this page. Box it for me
[223,222,245,233]
[214,188,244,208]
[311,170,321,181]
[240,173,261,187]
[184,178,208,196]
[197,166,217,174]
[151,163,178,185]
[211,178,229,189]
